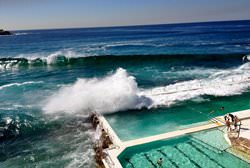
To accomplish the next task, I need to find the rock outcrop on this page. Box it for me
[0,29,12,35]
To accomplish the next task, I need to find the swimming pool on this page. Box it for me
[118,128,249,168]
[105,92,250,141]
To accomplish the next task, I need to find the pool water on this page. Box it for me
[105,92,250,141]
[119,128,249,168]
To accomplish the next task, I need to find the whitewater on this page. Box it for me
[1,20,250,168]
[44,62,250,115]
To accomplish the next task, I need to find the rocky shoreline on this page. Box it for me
[0,29,12,35]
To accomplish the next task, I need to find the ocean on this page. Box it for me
[0,20,250,167]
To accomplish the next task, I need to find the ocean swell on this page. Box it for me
[43,63,250,115]
[0,53,248,70]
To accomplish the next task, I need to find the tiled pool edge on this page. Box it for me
[98,109,250,168]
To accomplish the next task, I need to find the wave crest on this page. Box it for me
[0,53,247,70]
[0,81,44,90]
[43,68,152,114]
[44,63,250,115]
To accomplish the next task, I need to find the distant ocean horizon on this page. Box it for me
[9,19,250,31]
[0,19,250,167]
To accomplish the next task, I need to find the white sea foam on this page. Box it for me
[0,81,43,90]
[25,50,78,65]
[143,62,250,107]
[15,32,29,36]
[8,50,86,66]
[4,117,12,125]
[242,54,250,62]
[43,68,151,114]
[44,63,250,115]
[0,60,19,70]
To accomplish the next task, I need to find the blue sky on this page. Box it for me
[0,0,250,30]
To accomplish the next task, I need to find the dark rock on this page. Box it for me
[0,29,12,35]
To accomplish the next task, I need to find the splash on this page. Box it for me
[43,68,151,114]
[44,63,250,115]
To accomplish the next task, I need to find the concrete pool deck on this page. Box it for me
[98,109,250,168]
[240,118,250,140]
[227,117,250,160]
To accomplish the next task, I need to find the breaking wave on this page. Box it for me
[0,52,248,70]
[44,63,250,115]
[43,68,151,114]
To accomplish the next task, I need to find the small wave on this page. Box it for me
[15,32,29,36]
[0,81,43,90]
[104,41,148,48]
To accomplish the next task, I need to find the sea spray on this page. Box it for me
[44,63,250,114]
[43,68,152,114]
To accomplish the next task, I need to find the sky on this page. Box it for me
[0,0,250,30]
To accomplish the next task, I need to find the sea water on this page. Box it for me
[0,20,250,167]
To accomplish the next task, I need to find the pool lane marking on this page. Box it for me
[187,141,226,168]
[143,153,157,168]
[190,136,223,154]
[124,158,135,168]
[174,146,202,168]
[100,109,250,168]
[157,150,179,168]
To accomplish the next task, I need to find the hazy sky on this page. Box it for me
[1,0,250,30]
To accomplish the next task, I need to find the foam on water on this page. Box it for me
[43,68,151,114]
[44,63,250,115]
[26,50,81,65]
[14,32,29,36]
[144,62,250,107]
[0,50,85,70]
[0,81,44,90]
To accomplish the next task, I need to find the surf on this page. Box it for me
[0,53,247,70]
[43,62,250,115]
[43,68,152,114]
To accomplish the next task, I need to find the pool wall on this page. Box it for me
[98,109,250,168]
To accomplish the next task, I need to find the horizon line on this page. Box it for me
[8,19,250,32]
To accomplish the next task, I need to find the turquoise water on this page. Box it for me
[0,20,250,167]
[105,91,250,140]
[119,128,250,168]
